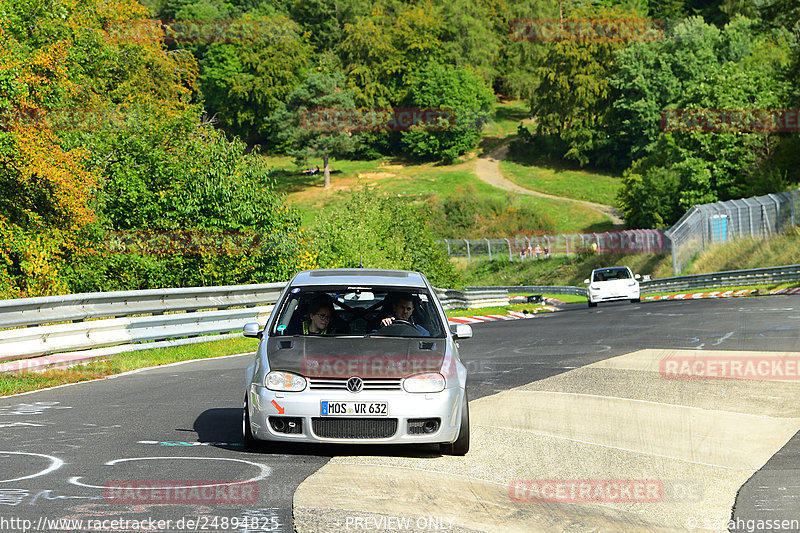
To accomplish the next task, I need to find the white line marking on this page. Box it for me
[0,452,64,483]
[713,332,735,346]
[68,457,271,490]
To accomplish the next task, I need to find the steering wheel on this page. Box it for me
[376,319,423,336]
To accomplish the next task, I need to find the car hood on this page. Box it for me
[266,336,446,379]
[594,279,636,286]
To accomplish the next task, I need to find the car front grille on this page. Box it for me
[308,377,402,391]
[311,417,398,439]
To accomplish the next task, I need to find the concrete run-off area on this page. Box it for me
[293,348,800,532]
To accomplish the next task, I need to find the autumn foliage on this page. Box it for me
[0,0,309,298]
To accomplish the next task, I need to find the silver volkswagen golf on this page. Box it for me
[242,269,472,455]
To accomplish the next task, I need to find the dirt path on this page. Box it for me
[474,142,624,226]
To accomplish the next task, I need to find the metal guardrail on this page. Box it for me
[639,264,800,294]
[0,284,507,372]
[467,285,588,297]
[0,306,275,361]
[470,264,800,297]
[436,288,510,309]
[1,264,796,372]
[0,283,286,329]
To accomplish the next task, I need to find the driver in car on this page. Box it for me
[379,293,430,336]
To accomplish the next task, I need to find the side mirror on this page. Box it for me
[450,324,473,340]
[243,322,262,339]
[583,279,590,284]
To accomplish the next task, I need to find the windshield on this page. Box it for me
[271,287,446,338]
[593,268,632,281]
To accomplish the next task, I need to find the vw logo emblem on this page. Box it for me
[346,377,363,393]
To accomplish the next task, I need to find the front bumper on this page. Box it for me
[589,288,640,302]
[247,384,463,445]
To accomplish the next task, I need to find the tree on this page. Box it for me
[435,0,503,88]
[197,13,312,143]
[0,0,187,297]
[289,0,367,53]
[270,70,359,187]
[496,0,557,99]
[311,190,460,288]
[401,63,495,162]
[609,17,720,168]
[68,120,315,290]
[0,0,313,296]
[531,5,655,167]
[615,17,795,227]
[338,1,445,107]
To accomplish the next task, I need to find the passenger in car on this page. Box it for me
[302,297,336,335]
[379,293,430,336]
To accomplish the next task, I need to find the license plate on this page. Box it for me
[321,401,388,416]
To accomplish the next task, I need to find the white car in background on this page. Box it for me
[584,266,641,307]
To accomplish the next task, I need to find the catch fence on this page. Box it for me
[666,190,800,274]
[442,230,666,261]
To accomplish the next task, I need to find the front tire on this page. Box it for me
[243,395,257,450]
[440,393,470,456]
[588,300,597,308]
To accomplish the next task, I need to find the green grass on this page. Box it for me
[482,100,531,140]
[266,154,615,234]
[445,302,553,317]
[478,100,532,153]
[260,98,621,235]
[499,159,621,206]
[673,227,800,277]
[0,337,258,397]
[459,252,672,288]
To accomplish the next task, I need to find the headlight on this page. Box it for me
[265,371,307,392]
[403,373,445,393]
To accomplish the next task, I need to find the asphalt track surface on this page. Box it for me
[0,296,798,532]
